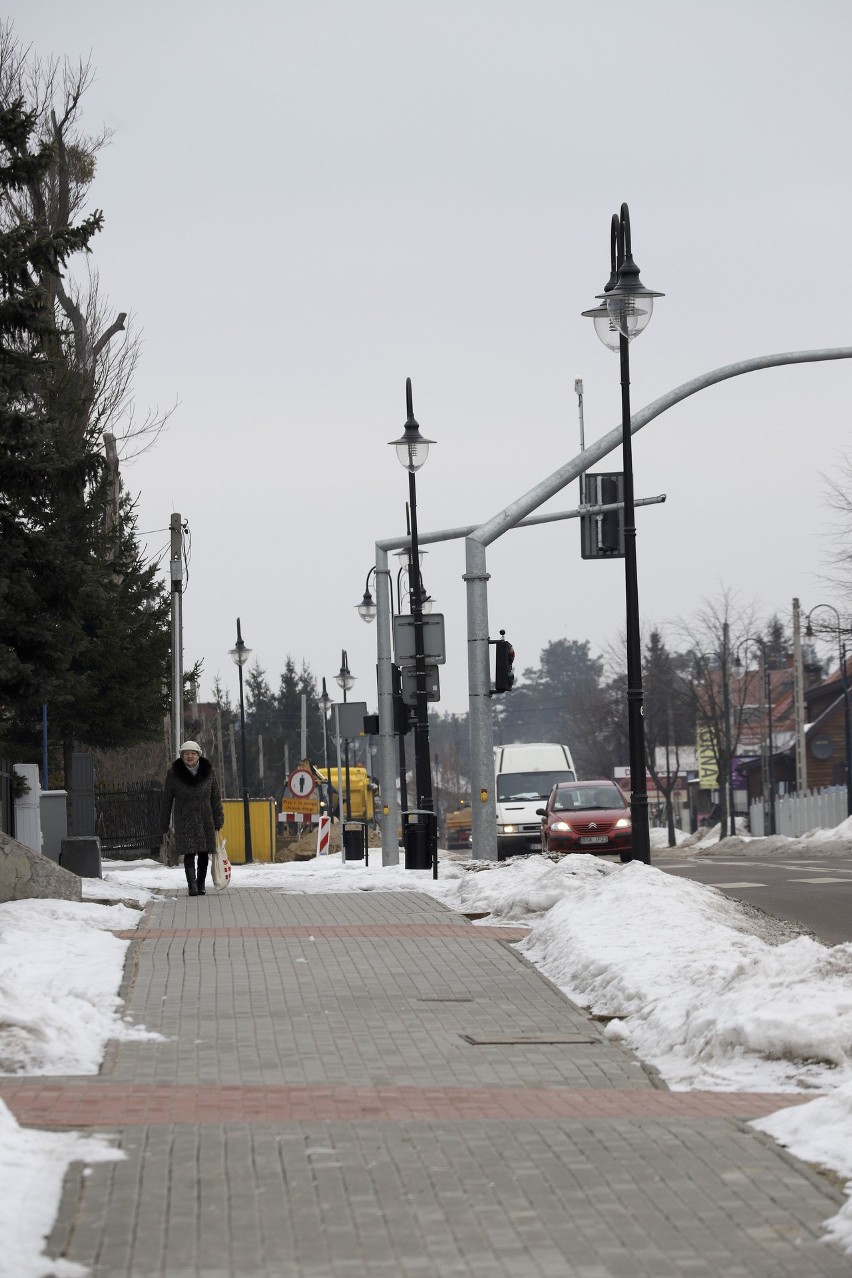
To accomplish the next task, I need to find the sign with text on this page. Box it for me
[401,664,441,706]
[281,796,320,814]
[696,728,718,790]
[393,613,446,666]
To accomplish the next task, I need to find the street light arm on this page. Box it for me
[469,347,852,550]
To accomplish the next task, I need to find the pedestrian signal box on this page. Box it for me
[493,630,515,694]
[580,472,625,559]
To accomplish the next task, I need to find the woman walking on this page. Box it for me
[160,741,225,896]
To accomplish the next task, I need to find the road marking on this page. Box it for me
[711,881,767,889]
[788,876,852,885]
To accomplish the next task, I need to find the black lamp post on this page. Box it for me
[734,638,776,835]
[388,377,436,872]
[335,649,355,829]
[805,605,852,815]
[229,617,253,863]
[582,204,663,865]
[357,566,410,820]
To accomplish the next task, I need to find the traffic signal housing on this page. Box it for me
[580,471,625,558]
[494,630,515,694]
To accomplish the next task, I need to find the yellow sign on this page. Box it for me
[696,728,718,790]
[280,796,320,814]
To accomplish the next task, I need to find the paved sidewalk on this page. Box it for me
[2,886,849,1277]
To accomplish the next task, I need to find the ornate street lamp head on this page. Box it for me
[335,649,355,692]
[582,204,663,348]
[357,588,377,623]
[388,377,435,472]
[229,618,251,667]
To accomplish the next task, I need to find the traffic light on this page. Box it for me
[598,474,621,553]
[494,630,515,693]
[580,471,625,559]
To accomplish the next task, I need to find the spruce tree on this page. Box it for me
[0,96,100,747]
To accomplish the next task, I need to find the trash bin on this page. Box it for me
[403,815,433,870]
[60,836,102,878]
[343,824,364,861]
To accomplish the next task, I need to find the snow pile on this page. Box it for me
[0,898,161,1076]
[753,1080,852,1251]
[0,1099,121,1278]
[460,855,852,1093]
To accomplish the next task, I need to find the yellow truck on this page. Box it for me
[317,767,376,822]
[443,799,472,851]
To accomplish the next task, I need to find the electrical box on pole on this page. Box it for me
[580,472,626,559]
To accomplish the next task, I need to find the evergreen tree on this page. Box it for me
[0,95,101,749]
[0,89,171,787]
[494,637,612,778]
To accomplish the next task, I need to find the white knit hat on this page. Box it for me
[179,740,202,755]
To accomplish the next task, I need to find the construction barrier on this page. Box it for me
[222,798,277,863]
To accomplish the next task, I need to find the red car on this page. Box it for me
[537,780,632,859]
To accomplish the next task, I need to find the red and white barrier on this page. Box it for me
[316,814,331,856]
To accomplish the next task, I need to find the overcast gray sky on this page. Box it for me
[7,0,852,717]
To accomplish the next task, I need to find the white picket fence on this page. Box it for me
[749,786,848,838]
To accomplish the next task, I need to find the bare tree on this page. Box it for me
[675,591,762,839]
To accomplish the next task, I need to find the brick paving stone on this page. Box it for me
[4,886,847,1277]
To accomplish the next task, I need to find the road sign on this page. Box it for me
[336,701,368,739]
[281,796,320,814]
[401,664,441,705]
[393,613,446,666]
[287,767,315,798]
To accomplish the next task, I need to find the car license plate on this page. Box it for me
[579,835,609,845]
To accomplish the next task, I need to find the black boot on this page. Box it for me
[184,855,198,896]
[197,853,208,895]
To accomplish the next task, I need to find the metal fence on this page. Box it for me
[749,786,848,838]
[95,781,164,856]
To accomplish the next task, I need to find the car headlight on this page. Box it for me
[551,820,572,832]
[500,824,518,834]
[614,817,631,829]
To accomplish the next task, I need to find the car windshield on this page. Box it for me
[552,785,626,812]
[497,769,576,802]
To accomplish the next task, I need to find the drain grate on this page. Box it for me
[461,1032,600,1045]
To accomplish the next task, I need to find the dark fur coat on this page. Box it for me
[159,757,224,858]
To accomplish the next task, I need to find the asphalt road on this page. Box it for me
[656,854,852,946]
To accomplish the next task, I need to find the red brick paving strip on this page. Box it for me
[0,1082,810,1127]
[111,924,533,941]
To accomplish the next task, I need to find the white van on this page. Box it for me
[494,742,577,856]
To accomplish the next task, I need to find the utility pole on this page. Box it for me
[229,722,238,795]
[792,598,807,795]
[170,514,184,760]
[216,708,226,797]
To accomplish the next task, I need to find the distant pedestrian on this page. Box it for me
[159,741,225,896]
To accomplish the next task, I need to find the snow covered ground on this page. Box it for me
[1,825,851,1273]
